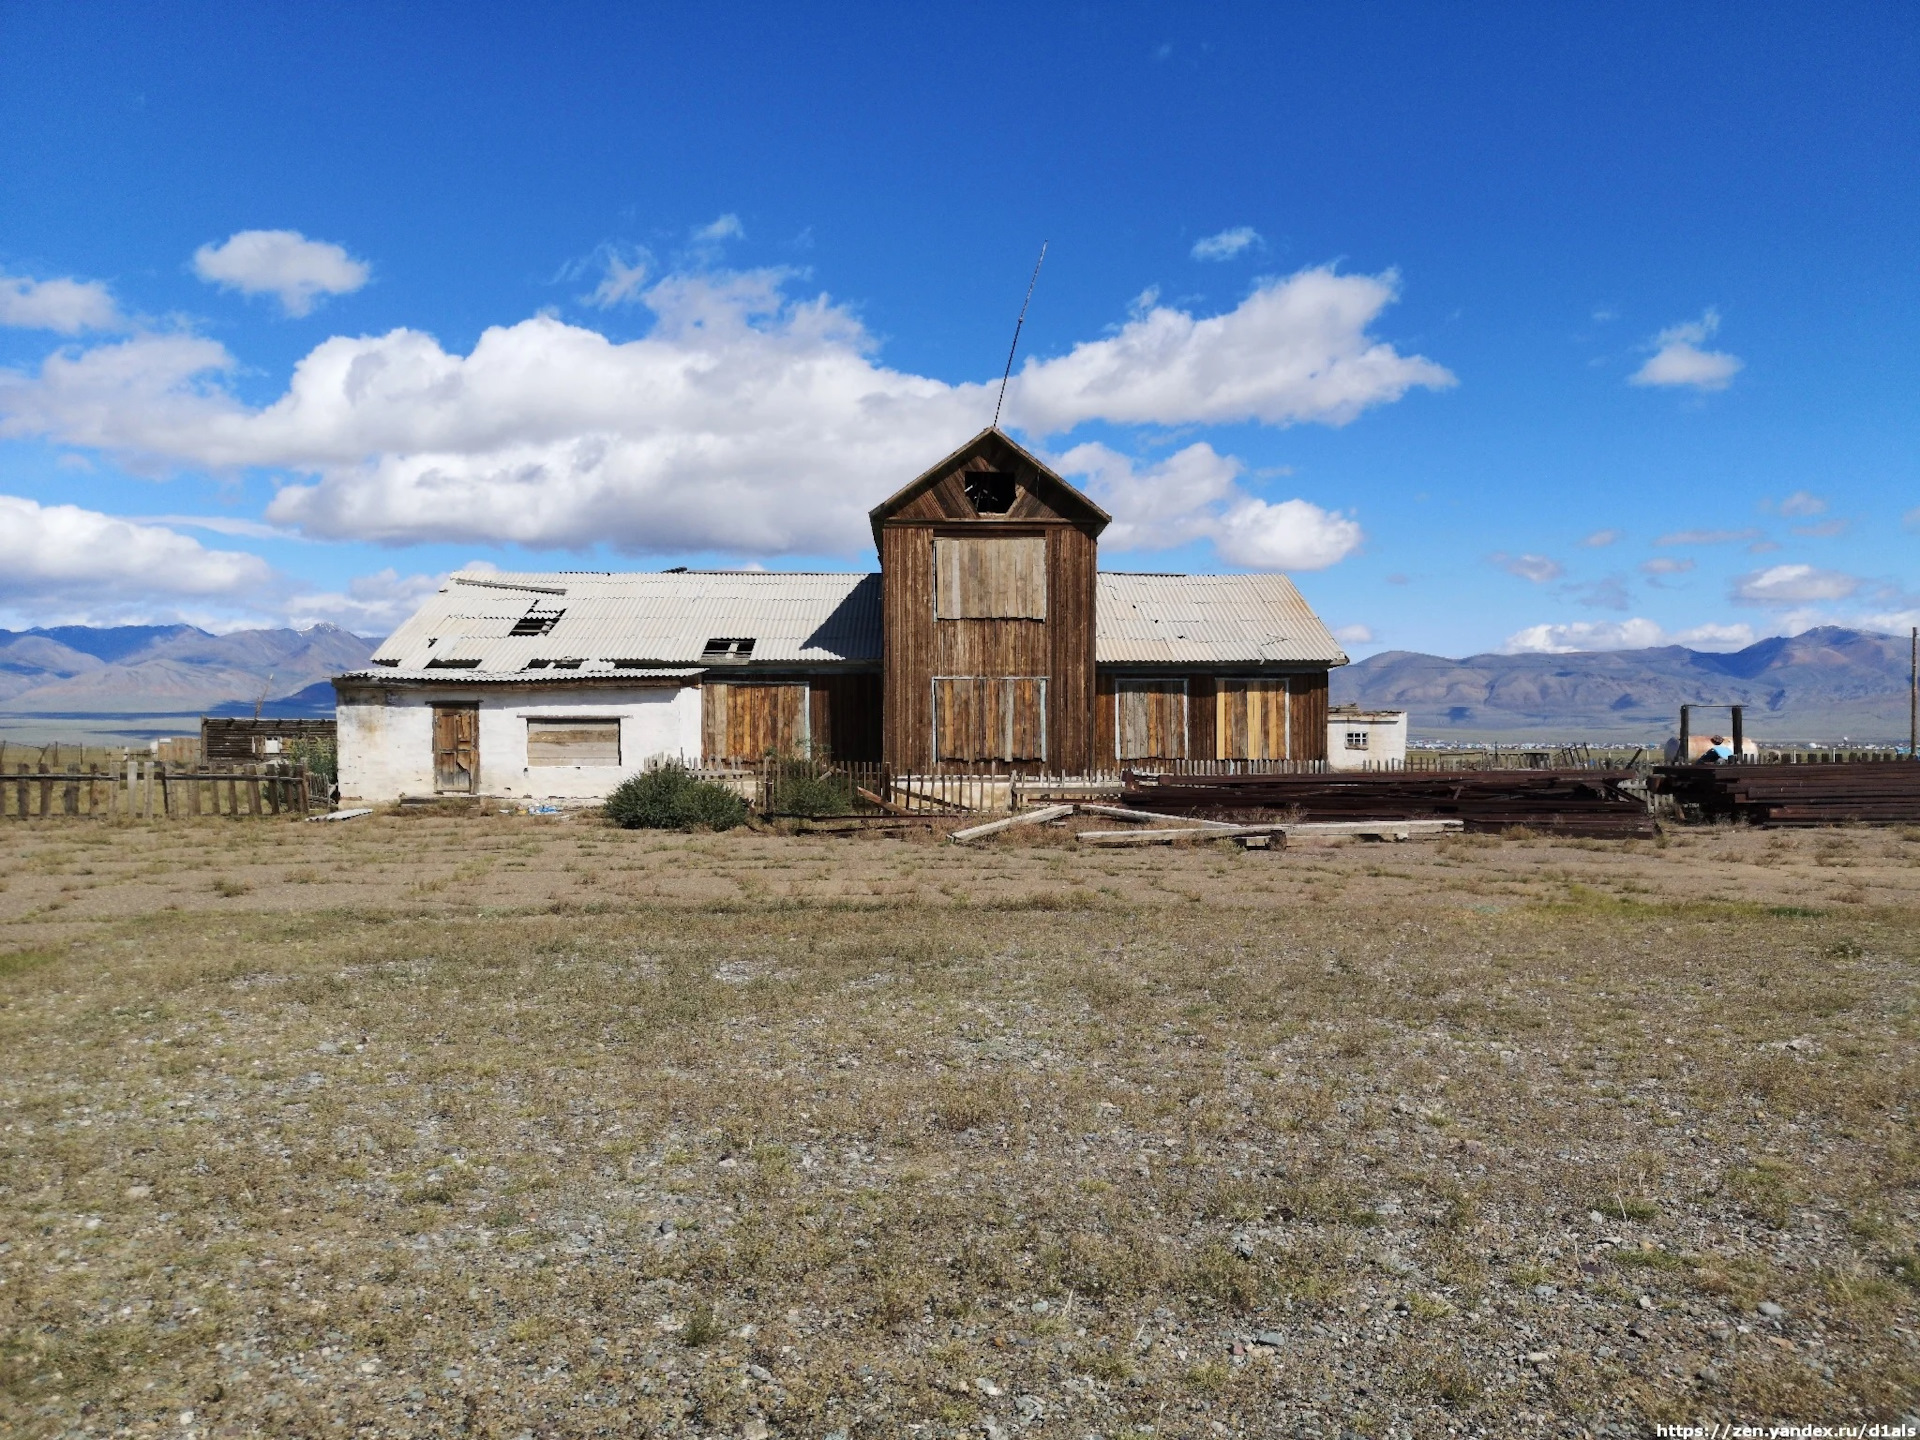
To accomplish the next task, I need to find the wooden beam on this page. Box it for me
[951,803,1074,843]
[1076,804,1240,830]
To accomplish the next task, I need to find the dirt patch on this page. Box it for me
[2,816,1917,1435]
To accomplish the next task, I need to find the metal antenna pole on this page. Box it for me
[993,242,1048,429]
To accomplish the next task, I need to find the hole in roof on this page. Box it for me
[701,637,755,662]
[510,608,565,636]
[964,470,1017,514]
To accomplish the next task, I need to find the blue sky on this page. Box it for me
[1,2,1915,657]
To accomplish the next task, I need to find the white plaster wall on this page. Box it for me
[1326,712,1409,770]
[337,684,702,801]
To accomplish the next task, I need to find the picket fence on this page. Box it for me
[3,761,319,820]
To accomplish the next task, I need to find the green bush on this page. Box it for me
[773,766,852,818]
[603,762,748,831]
[283,735,338,786]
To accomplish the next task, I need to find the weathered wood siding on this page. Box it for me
[702,682,808,761]
[808,673,883,763]
[1289,670,1330,762]
[934,535,1047,618]
[526,718,621,766]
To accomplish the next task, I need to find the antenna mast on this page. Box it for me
[993,241,1048,429]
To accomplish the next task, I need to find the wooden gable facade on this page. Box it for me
[869,429,1108,773]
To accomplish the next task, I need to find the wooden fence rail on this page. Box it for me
[2,761,316,820]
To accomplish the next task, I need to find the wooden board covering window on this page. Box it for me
[432,705,479,793]
[526,718,620,767]
[933,536,1047,619]
[932,677,1046,762]
[1116,680,1187,760]
[1215,679,1290,760]
[701,682,809,761]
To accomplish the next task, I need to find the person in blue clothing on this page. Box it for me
[1699,734,1735,763]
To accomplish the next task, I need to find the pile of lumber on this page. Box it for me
[1120,769,1655,838]
[1652,761,1920,825]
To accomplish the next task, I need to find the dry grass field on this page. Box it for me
[2,811,1919,1438]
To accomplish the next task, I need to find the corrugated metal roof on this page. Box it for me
[371,571,882,670]
[336,667,701,685]
[1095,573,1348,666]
[362,567,1344,677]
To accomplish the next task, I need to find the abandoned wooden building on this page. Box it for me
[333,428,1349,800]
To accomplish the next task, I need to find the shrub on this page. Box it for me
[283,735,338,786]
[603,763,747,831]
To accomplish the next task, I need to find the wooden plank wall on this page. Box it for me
[933,536,1047,618]
[1289,670,1330,762]
[1045,527,1097,773]
[809,673,882,763]
[1092,671,1328,764]
[702,682,808,761]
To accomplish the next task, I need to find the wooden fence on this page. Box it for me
[3,761,318,820]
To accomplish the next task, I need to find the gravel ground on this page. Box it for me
[1,813,1917,1437]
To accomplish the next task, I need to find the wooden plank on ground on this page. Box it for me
[951,803,1074,843]
[1078,824,1289,846]
[1077,804,1240,829]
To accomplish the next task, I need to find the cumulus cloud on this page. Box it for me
[193,230,370,317]
[0,264,1435,562]
[1732,563,1860,606]
[1331,623,1374,645]
[1054,442,1362,570]
[286,567,447,633]
[0,494,271,606]
[1776,489,1826,517]
[1630,309,1742,391]
[1487,552,1563,584]
[1009,266,1454,432]
[1191,226,1260,261]
[0,274,122,333]
[1640,557,1694,576]
[1503,617,1759,654]
[1582,528,1621,548]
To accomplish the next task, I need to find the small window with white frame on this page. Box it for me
[1344,729,1369,751]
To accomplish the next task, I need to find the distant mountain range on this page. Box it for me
[0,623,376,741]
[1333,626,1917,742]
[0,621,1911,745]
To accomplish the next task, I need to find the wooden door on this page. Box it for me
[701,683,809,762]
[433,705,480,792]
[1116,680,1188,761]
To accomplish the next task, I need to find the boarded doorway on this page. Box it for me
[433,704,480,793]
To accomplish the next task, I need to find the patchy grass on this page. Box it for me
[0,816,1917,1435]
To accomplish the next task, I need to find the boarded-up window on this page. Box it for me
[1215,679,1290,760]
[1116,680,1187,760]
[934,536,1047,619]
[527,718,621,767]
[702,682,809,761]
[933,677,1047,762]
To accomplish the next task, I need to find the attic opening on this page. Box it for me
[964,470,1018,514]
[510,608,566,636]
[701,637,755,663]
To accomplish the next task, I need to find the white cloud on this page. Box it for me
[1488,552,1563,584]
[286,567,447,633]
[1503,617,1759,654]
[0,494,271,605]
[587,249,651,308]
[1776,489,1826,517]
[1009,266,1455,432]
[1332,623,1374,645]
[1654,527,1760,546]
[0,274,122,333]
[1630,309,1742,391]
[1191,226,1260,262]
[693,214,744,243]
[1053,441,1363,571]
[1791,519,1848,538]
[1732,563,1860,606]
[0,264,1436,562]
[1640,556,1694,575]
[192,230,370,317]
[1581,528,1621,547]
[1503,618,1666,653]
